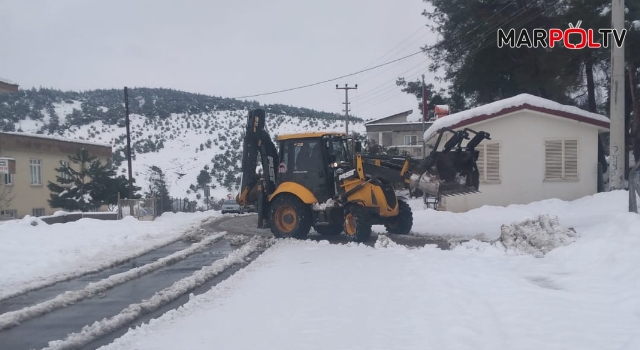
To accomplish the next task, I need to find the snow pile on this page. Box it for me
[6,215,47,227]
[0,232,227,331]
[312,198,335,210]
[378,190,629,240]
[43,236,272,350]
[0,211,221,299]
[499,214,578,257]
[373,234,404,249]
[423,93,609,141]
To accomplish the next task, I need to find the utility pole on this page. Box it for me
[609,0,625,190]
[422,74,428,158]
[336,84,357,135]
[124,87,133,199]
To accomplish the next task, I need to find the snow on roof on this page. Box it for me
[365,110,413,125]
[2,132,113,148]
[365,121,427,126]
[0,77,16,85]
[423,93,610,140]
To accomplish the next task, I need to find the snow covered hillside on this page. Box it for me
[6,94,365,203]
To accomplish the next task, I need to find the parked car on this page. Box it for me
[221,200,244,214]
[243,204,256,213]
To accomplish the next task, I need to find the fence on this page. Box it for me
[629,161,640,214]
[153,197,199,216]
[118,198,156,220]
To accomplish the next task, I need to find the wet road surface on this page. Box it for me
[0,240,193,315]
[214,213,455,250]
[0,213,456,350]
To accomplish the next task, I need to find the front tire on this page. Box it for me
[343,205,372,243]
[270,194,312,239]
[385,199,413,235]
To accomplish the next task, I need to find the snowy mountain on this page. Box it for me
[0,88,367,205]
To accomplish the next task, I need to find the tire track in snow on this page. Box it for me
[0,231,228,331]
[0,215,224,302]
[42,236,272,350]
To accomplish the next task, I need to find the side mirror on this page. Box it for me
[355,141,362,153]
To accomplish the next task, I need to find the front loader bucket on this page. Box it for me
[411,150,480,198]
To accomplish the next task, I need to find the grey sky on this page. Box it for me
[0,0,439,121]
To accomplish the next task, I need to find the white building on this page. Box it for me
[423,94,610,213]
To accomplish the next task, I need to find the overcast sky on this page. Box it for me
[0,0,440,121]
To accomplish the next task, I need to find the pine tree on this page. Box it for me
[146,165,171,213]
[47,148,120,211]
[412,0,576,106]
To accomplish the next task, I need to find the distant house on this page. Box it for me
[0,132,113,219]
[423,94,610,213]
[365,110,431,158]
[0,77,19,93]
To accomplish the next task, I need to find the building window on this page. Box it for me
[30,159,42,185]
[404,135,417,146]
[545,140,578,181]
[32,208,45,217]
[477,142,501,183]
[3,173,12,186]
[0,210,17,220]
[60,160,71,180]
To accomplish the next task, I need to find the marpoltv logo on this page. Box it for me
[498,21,627,49]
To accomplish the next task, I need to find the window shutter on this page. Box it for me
[477,145,485,181]
[545,140,563,180]
[545,140,578,181]
[564,140,578,179]
[485,143,500,182]
[477,142,500,183]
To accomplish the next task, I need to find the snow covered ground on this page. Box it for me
[0,211,220,299]
[98,191,640,350]
[378,190,633,241]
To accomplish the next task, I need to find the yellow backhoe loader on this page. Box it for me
[236,109,490,242]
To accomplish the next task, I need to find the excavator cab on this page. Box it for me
[276,133,350,203]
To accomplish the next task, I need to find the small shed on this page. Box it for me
[423,94,610,213]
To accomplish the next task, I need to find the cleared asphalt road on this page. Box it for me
[214,213,454,249]
[0,213,452,350]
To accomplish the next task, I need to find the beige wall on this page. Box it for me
[434,110,602,212]
[0,134,111,218]
[368,131,424,158]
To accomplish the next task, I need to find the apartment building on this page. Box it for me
[365,110,432,158]
[0,132,112,219]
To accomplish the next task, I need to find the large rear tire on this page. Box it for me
[314,223,343,236]
[343,205,372,243]
[385,199,413,235]
[270,194,312,239]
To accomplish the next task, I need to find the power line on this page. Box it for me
[232,50,426,99]
[357,1,565,115]
[361,25,428,69]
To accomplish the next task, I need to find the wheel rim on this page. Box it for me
[345,213,357,236]
[275,205,297,233]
